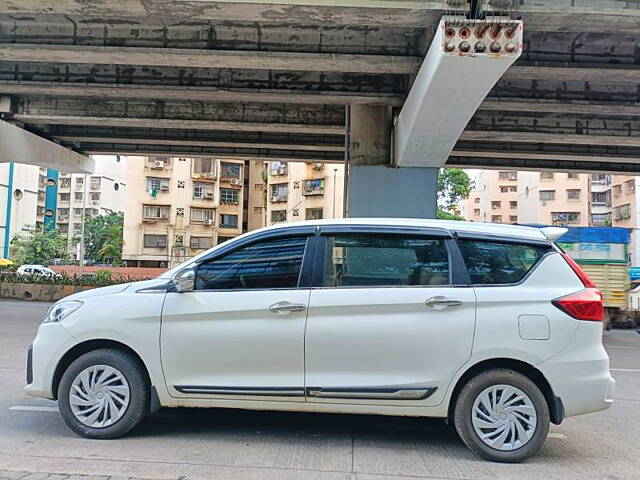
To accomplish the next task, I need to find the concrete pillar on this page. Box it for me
[346,104,438,219]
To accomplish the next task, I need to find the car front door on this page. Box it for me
[304,227,476,407]
[161,232,314,401]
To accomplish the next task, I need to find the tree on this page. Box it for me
[437,168,471,220]
[81,212,124,264]
[11,228,69,264]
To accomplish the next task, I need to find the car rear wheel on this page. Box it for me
[453,369,550,463]
[58,348,148,439]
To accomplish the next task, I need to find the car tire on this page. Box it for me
[58,348,149,439]
[453,369,550,463]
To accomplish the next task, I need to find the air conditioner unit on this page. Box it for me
[312,162,324,171]
[230,178,240,186]
[151,160,164,169]
[160,184,169,192]
[205,189,214,198]
[206,219,214,225]
[205,172,215,179]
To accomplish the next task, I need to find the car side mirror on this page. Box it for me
[173,267,196,293]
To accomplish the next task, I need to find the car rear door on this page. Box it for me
[304,226,476,407]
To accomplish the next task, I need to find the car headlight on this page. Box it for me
[43,300,83,324]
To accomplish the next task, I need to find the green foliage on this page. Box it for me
[438,168,471,209]
[436,208,466,221]
[0,271,140,287]
[10,228,69,265]
[81,212,124,265]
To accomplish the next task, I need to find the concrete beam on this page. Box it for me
[0,120,93,173]
[0,44,420,75]
[56,135,345,152]
[449,149,640,166]
[479,99,640,117]
[460,131,640,148]
[12,114,345,135]
[505,65,640,84]
[0,81,405,107]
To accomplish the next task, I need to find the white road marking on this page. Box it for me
[611,368,640,373]
[547,433,567,439]
[9,405,58,412]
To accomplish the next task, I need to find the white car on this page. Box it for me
[26,219,615,462]
[16,264,59,277]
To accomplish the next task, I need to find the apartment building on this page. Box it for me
[246,161,345,229]
[56,155,127,253]
[122,156,245,267]
[0,163,46,258]
[464,170,591,227]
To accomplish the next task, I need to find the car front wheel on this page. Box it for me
[453,369,550,463]
[58,348,149,439]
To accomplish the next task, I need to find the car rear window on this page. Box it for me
[457,240,551,285]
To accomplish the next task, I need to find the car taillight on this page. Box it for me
[561,253,597,288]
[553,288,604,322]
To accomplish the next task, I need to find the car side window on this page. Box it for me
[195,236,308,290]
[457,239,550,285]
[324,234,450,287]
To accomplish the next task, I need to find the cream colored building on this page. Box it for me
[122,156,245,267]
[464,170,591,227]
[56,155,127,253]
[246,161,345,229]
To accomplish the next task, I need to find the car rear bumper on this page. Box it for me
[538,322,615,418]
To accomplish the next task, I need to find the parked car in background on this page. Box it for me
[25,219,615,463]
[16,265,60,278]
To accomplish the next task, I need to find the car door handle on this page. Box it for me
[269,301,306,314]
[425,296,463,309]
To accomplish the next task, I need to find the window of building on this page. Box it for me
[143,205,170,220]
[491,201,501,209]
[220,214,239,228]
[190,207,215,223]
[613,204,631,221]
[90,177,101,190]
[193,183,214,200]
[491,215,503,223]
[59,192,70,202]
[625,179,635,193]
[58,208,69,218]
[174,235,184,247]
[60,178,71,188]
[195,236,307,290]
[220,162,241,180]
[539,190,555,201]
[74,192,83,201]
[567,172,579,179]
[592,191,611,206]
[498,171,517,181]
[592,174,611,185]
[73,223,82,231]
[143,234,168,248]
[90,192,100,201]
[271,210,287,223]
[540,172,554,180]
[76,177,84,185]
[509,215,518,223]
[613,184,622,196]
[217,236,234,245]
[270,161,288,176]
[473,208,480,215]
[271,183,288,203]
[510,201,518,209]
[306,208,323,220]
[591,213,612,227]
[58,224,69,234]
[474,197,480,204]
[147,177,169,194]
[324,234,449,287]
[552,212,580,225]
[73,208,83,217]
[499,186,517,193]
[220,188,240,204]
[458,240,550,285]
[190,236,214,250]
[303,179,325,196]
[566,189,581,200]
[192,158,216,176]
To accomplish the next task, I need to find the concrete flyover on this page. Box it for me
[0,0,639,213]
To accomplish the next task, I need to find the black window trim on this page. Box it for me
[312,226,468,289]
[456,238,555,288]
[192,226,317,292]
